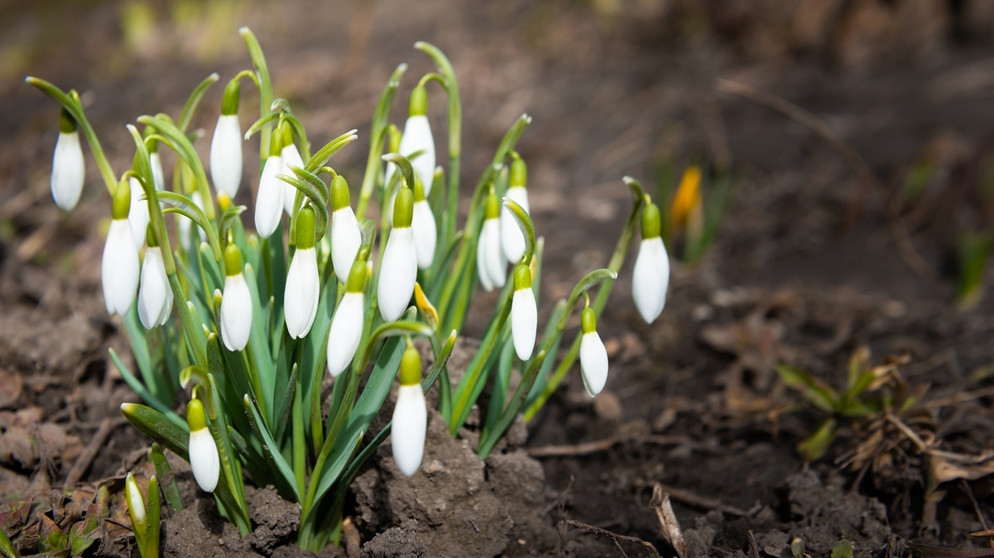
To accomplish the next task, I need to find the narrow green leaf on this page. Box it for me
[243,395,299,500]
[775,364,838,413]
[797,417,837,462]
[121,403,189,459]
[149,444,183,512]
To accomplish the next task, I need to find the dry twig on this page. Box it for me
[561,519,660,557]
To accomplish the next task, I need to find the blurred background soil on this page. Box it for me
[5,0,994,556]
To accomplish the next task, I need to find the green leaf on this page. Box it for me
[243,395,299,500]
[177,72,219,133]
[775,365,838,413]
[830,538,854,558]
[121,403,189,460]
[149,444,183,512]
[797,417,837,462]
[0,528,17,558]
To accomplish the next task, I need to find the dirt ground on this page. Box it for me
[5,0,994,556]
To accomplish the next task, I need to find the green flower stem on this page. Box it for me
[25,77,118,196]
[138,115,217,225]
[478,268,617,457]
[415,42,462,242]
[240,26,274,169]
[177,72,219,133]
[125,125,207,369]
[449,285,513,433]
[357,63,407,219]
[292,365,306,499]
[522,177,647,421]
[502,197,535,265]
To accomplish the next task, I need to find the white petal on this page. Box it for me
[51,131,84,211]
[285,247,320,338]
[138,247,172,329]
[476,218,505,292]
[221,273,253,351]
[500,186,530,264]
[210,114,243,198]
[377,227,417,322]
[391,384,426,477]
[399,115,435,196]
[149,152,166,191]
[412,200,437,270]
[511,288,537,361]
[632,237,670,324]
[255,155,284,238]
[580,331,609,397]
[331,206,362,285]
[189,428,220,493]
[102,219,139,316]
[326,292,364,377]
[128,177,150,251]
[281,144,305,215]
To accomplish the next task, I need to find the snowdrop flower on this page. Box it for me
[411,176,436,270]
[510,264,537,361]
[632,201,670,324]
[578,306,609,397]
[477,192,505,292]
[220,244,252,352]
[285,206,320,338]
[330,175,361,285]
[210,80,243,198]
[50,108,84,211]
[281,129,305,216]
[391,344,426,477]
[137,227,173,329]
[327,260,367,378]
[378,188,417,322]
[186,398,219,493]
[500,157,530,264]
[127,176,150,251]
[124,473,147,533]
[102,181,139,316]
[398,84,435,197]
[149,142,166,191]
[254,130,284,238]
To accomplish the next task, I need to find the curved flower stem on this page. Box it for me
[177,72,219,133]
[138,114,218,225]
[357,63,408,219]
[415,42,461,242]
[522,177,647,421]
[240,26,274,170]
[25,77,118,196]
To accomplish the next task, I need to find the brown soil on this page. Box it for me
[5,0,994,556]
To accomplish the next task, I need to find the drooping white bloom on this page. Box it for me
[187,399,219,493]
[149,150,166,191]
[51,130,84,211]
[392,384,426,477]
[392,345,426,477]
[399,115,436,197]
[220,245,252,352]
[254,153,284,238]
[210,114,243,198]
[378,189,417,322]
[330,175,361,285]
[281,142,305,216]
[578,307,608,397]
[285,206,320,338]
[477,194,505,292]
[500,158,530,264]
[102,199,140,317]
[127,177,150,251]
[412,189,437,270]
[138,244,173,329]
[510,265,537,361]
[632,202,670,324]
[327,261,366,378]
[285,247,319,338]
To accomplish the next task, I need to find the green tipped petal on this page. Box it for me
[112,178,131,220]
[296,205,316,249]
[399,344,422,386]
[513,263,532,291]
[345,258,368,293]
[186,398,207,432]
[510,156,527,188]
[331,174,351,211]
[581,306,597,334]
[393,187,414,228]
[224,243,243,277]
[641,201,661,240]
[485,191,500,220]
[409,84,427,117]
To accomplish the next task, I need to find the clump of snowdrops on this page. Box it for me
[29,28,670,551]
